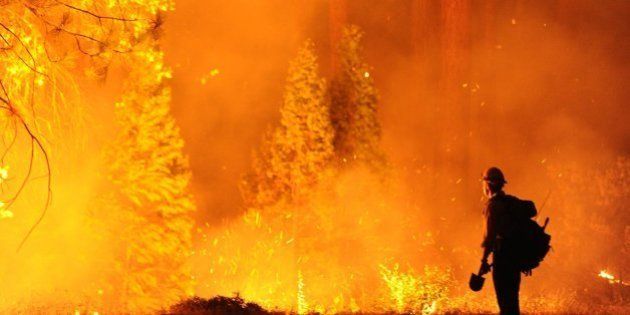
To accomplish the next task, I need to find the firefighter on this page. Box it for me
[480,167,522,315]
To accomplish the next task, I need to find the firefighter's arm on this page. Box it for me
[481,203,496,249]
[481,202,496,262]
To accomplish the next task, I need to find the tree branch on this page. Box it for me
[54,0,140,22]
[0,80,52,252]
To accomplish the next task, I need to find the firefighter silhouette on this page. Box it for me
[479,167,532,315]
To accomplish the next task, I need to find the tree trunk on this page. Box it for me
[329,0,347,75]
[439,0,472,204]
[411,0,439,167]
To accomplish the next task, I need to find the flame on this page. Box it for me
[379,264,450,314]
[297,270,308,315]
[598,270,615,281]
[598,270,628,286]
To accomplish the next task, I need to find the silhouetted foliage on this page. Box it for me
[330,25,385,170]
[166,295,271,315]
[240,40,334,208]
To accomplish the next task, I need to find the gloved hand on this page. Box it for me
[480,259,492,275]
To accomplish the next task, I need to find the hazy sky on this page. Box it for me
[163,0,630,222]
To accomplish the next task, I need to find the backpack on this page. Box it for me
[510,197,552,272]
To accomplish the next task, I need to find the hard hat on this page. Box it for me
[482,167,506,184]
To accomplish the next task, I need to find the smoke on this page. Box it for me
[163,0,629,221]
[0,75,116,311]
[165,0,629,311]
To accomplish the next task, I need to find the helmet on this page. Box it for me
[482,167,506,184]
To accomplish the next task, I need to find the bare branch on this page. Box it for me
[0,119,18,164]
[29,9,135,59]
[15,115,52,252]
[0,24,49,77]
[54,0,140,22]
[0,80,52,252]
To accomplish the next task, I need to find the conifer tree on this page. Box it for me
[1,1,193,312]
[330,25,385,169]
[241,40,334,208]
[102,45,195,312]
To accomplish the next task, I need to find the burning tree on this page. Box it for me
[330,25,385,170]
[83,2,196,313]
[200,30,452,314]
[1,0,194,313]
[241,40,334,209]
[99,46,195,312]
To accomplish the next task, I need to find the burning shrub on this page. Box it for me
[166,295,270,315]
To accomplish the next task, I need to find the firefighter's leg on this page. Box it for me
[493,264,521,315]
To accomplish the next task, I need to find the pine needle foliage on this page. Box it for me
[241,40,334,208]
[330,25,385,169]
